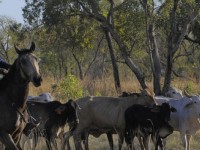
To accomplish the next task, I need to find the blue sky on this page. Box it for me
[0,0,25,23]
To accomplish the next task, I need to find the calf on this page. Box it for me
[26,99,78,150]
[125,103,175,150]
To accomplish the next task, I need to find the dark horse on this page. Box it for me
[0,42,42,150]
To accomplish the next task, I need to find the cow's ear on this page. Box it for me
[55,106,65,115]
[68,99,77,108]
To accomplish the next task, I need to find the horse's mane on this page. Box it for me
[0,60,17,91]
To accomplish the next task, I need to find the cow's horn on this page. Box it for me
[184,90,192,98]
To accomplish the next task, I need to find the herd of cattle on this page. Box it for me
[8,87,199,150]
[4,42,199,150]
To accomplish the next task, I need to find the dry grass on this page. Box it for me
[29,75,200,99]
[26,76,200,150]
[22,131,200,150]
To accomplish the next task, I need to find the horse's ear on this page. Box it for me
[14,44,21,54]
[29,42,35,52]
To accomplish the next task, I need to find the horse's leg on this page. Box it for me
[107,132,114,150]
[0,132,18,150]
[13,130,23,150]
[20,134,27,150]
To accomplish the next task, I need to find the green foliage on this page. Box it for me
[53,75,83,101]
[4,0,200,93]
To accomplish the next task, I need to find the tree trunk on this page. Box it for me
[72,52,84,80]
[104,29,121,94]
[107,25,147,89]
[141,0,161,95]
[104,0,121,94]
[147,24,161,95]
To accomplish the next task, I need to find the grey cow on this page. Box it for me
[63,89,156,150]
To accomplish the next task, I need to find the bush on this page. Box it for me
[52,74,83,101]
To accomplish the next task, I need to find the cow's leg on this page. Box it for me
[61,132,71,150]
[45,135,53,150]
[185,134,191,150]
[29,131,38,150]
[45,130,57,150]
[72,125,87,150]
[137,135,145,150]
[0,141,4,149]
[125,129,135,150]
[143,135,150,150]
[0,132,18,150]
[156,137,165,150]
[107,132,114,150]
[82,131,89,150]
[51,137,58,150]
[118,131,124,150]
[73,133,83,150]
[180,133,187,149]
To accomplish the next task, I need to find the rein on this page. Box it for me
[16,108,28,124]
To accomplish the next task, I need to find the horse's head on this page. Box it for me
[14,42,42,87]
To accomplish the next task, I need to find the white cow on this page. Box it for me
[155,87,183,104]
[28,92,54,102]
[165,87,183,99]
[156,95,200,150]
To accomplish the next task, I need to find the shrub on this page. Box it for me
[52,74,83,101]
